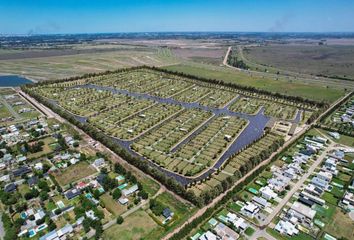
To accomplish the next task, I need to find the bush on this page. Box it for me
[116,216,124,224]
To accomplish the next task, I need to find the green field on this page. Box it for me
[163,63,344,103]
[103,210,162,240]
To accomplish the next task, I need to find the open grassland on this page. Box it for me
[103,210,163,240]
[52,161,97,186]
[244,45,354,80]
[0,47,178,81]
[163,63,345,103]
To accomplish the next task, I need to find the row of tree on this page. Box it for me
[168,128,310,240]
[25,65,327,109]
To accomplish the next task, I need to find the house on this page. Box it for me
[304,184,323,197]
[115,175,125,184]
[311,177,329,190]
[283,168,297,180]
[299,191,325,206]
[214,222,239,240]
[118,197,129,205]
[4,183,17,192]
[16,155,27,162]
[85,210,97,220]
[122,184,138,196]
[34,162,43,171]
[0,174,10,183]
[323,158,338,175]
[93,158,105,168]
[12,166,31,177]
[224,135,232,142]
[313,136,327,144]
[268,174,290,192]
[328,132,340,139]
[259,186,278,200]
[252,196,270,208]
[316,171,332,182]
[275,220,299,236]
[342,191,354,207]
[96,174,107,185]
[241,202,259,218]
[199,231,218,240]
[226,213,248,231]
[27,176,39,187]
[289,202,316,224]
[64,189,81,200]
[39,224,73,240]
[56,224,73,238]
[76,182,88,190]
[162,208,174,219]
[34,209,46,221]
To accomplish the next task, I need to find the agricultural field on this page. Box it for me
[26,67,317,185]
[243,45,354,81]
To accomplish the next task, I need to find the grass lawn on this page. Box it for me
[314,204,336,224]
[322,192,338,206]
[324,207,354,239]
[18,184,30,195]
[163,63,344,103]
[100,193,126,216]
[52,161,97,186]
[103,209,162,240]
[144,191,197,239]
[316,128,354,147]
[228,202,242,212]
[139,176,160,197]
[245,227,255,236]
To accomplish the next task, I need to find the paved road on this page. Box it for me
[250,229,277,240]
[163,91,351,239]
[0,213,4,240]
[259,142,335,227]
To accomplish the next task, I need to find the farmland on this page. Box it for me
[243,45,354,81]
[25,67,318,189]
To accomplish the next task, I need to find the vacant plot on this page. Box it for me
[101,193,126,216]
[52,161,97,186]
[103,210,162,240]
[324,207,354,239]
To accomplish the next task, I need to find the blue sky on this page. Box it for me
[1,0,353,34]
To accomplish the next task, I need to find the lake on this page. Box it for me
[0,75,33,87]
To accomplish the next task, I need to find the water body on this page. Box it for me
[0,75,33,87]
[62,84,300,185]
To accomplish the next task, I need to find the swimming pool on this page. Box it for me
[28,229,36,238]
[20,212,27,219]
